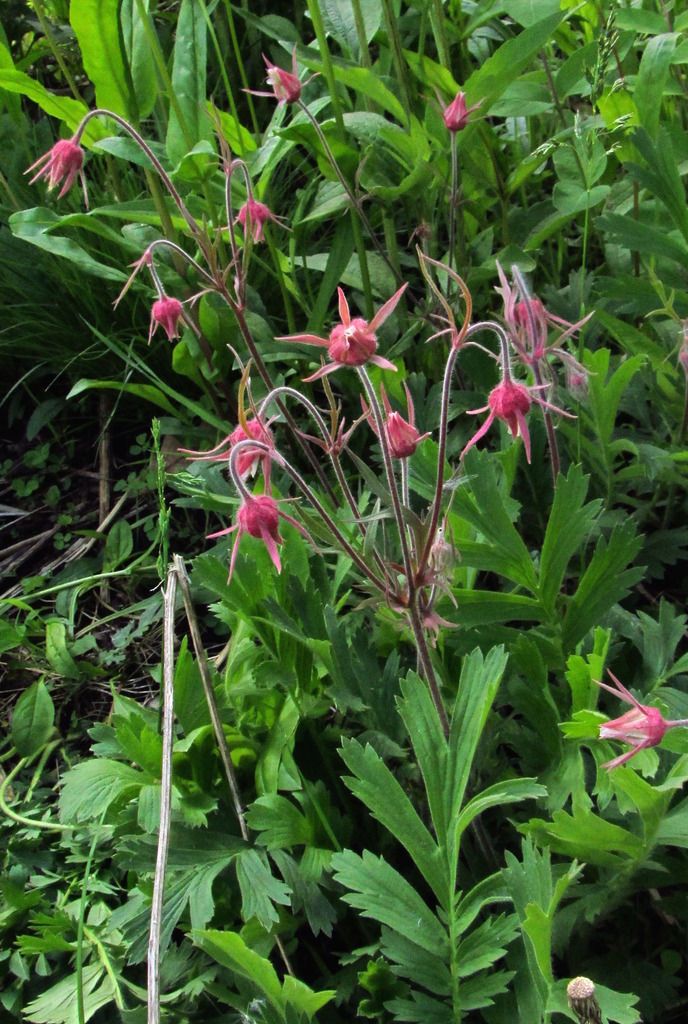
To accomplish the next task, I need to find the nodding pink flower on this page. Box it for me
[363,383,430,459]
[441,91,482,133]
[497,263,591,385]
[236,199,287,243]
[461,377,573,463]
[245,51,308,106]
[276,284,408,382]
[208,493,308,582]
[26,137,86,200]
[597,671,688,770]
[179,417,274,483]
[149,296,184,342]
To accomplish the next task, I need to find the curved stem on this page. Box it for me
[74,110,204,246]
[448,135,458,272]
[228,441,388,594]
[147,238,216,289]
[532,359,560,480]
[418,344,460,575]
[357,368,414,590]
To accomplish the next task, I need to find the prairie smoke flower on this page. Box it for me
[179,417,274,483]
[277,283,408,382]
[149,296,184,342]
[246,51,305,105]
[208,493,307,581]
[441,91,482,133]
[26,137,86,201]
[461,377,573,463]
[597,671,688,770]
[363,383,430,459]
[497,263,591,384]
[235,199,287,243]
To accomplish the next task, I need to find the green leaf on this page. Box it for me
[585,349,645,447]
[282,975,336,1018]
[329,63,404,122]
[503,0,560,26]
[463,10,565,110]
[319,0,381,57]
[0,71,105,143]
[246,794,314,849]
[397,672,449,849]
[103,520,134,571]
[236,849,291,929]
[70,0,133,118]
[631,128,688,244]
[9,209,126,281]
[331,850,448,956]
[563,525,643,649]
[59,759,144,823]
[455,779,546,844]
[193,929,284,1012]
[45,620,81,680]
[339,738,446,905]
[522,809,644,865]
[23,962,115,1024]
[455,449,537,592]
[449,591,545,629]
[447,647,508,832]
[67,379,180,416]
[11,681,55,757]
[634,33,678,137]
[120,0,158,119]
[539,466,600,613]
[166,0,212,166]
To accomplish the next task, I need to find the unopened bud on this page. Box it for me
[567,977,602,1024]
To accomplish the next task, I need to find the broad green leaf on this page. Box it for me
[120,0,158,119]
[634,33,678,137]
[597,211,688,270]
[446,647,508,836]
[45,620,81,680]
[70,0,133,118]
[103,520,134,571]
[11,681,55,757]
[0,70,105,144]
[9,209,125,282]
[166,0,213,166]
[192,930,283,1012]
[330,63,404,121]
[397,672,449,849]
[59,759,144,823]
[67,380,180,416]
[503,0,560,25]
[331,850,448,956]
[255,693,301,795]
[450,591,545,629]
[631,128,688,244]
[585,349,645,447]
[0,621,25,655]
[339,738,446,904]
[539,466,600,613]
[319,0,381,56]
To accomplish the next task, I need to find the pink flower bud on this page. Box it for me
[328,317,378,367]
[596,671,688,769]
[150,297,184,342]
[264,55,302,104]
[235,199,285,243]
[238,494,281,546]
[442,92,482,133]
[488,379,532,437]
[26,137,85,199]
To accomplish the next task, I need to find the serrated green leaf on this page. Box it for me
[59,759,143,823]
[539,466,600,613]
[339,738,445,905]
[331,850,448,956]
[246,794,314,849]
[236,849,291,929]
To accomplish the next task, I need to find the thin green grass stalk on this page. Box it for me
[152,419,171,583]
[76,813,107,1024]
[429,0,450,68]
[198,0,247,157]
[264,231,297,332]
[33,0,83,103]
[132,0,195,151]
[221,0,259,135]
[380,0,413,126]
